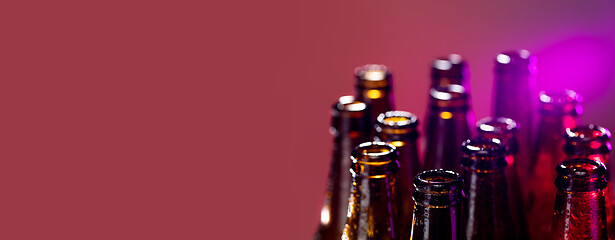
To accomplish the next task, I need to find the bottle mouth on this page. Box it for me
[331,96,369,120]
[355,64,391,89]
[538,89,583,115]
[477,117,517,135]
[350,142,399,177]
[431,54,468,85]
[414,169,463,194]
[429,84,469,109]
[555,158,607,192]
[460,138,508,170]
[495,49,537,73]
[564,124,612,154]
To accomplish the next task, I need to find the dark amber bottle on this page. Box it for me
[375,111,421,240]
[492,50,537,186]
[411,169,465,240]
[355,64,395,130]
[526,89,582,240]
[342,142,399,240]
[551,158,608,240]
[314,96,372,240]
[476,117,528,239]
[423,84,473,172]
[460,138,516,240]
[564,125,614,239]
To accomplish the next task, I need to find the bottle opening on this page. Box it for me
[336,96,367,112]
[461,138,508,170]
[477,117,517,135]
[565,124,611,142]
[414,169,463,194]
[377,111,418,127]
[538,90,583,115]
[555,158,607,191]
[355,64,389,81]
[351,142,399,177]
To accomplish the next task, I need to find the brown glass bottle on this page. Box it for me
[375,111,421,240]
[314,96,372,240]
[423,84,473,172]
[342,142,399,240]
[410,169,465,240]
[476,117,529,239]
[526,89,582,240]
[355,64,395,132]
[492,50,537,187]
[564,125,614,239]
[460,138,516,240]
[551,158,608,240]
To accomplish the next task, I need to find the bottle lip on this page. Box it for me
[431,54,468,80]
[376,111,418,128]
[414,169,463,194]
[477,117,518,135]
[461,138,508,170]
[494,49,537,73]
[555,158,607,191]
[331,95,368,118]
[564,124,612,154]
[429,84,469,108]
[350,142,399,177]
[538,89,583,115]
[354,64,392,89]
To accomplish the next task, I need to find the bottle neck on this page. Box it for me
[356,87,394,122]
[461,167,515,239]
[343,176,395,240]
[411,198,464,240]
[551,190,608,239]
[424,109,471,172]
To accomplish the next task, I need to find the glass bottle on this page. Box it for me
[476,117,528,239]
[355,64,395,134]
[314,96,372,240]
[551,158,608,240]
[423,84,473,172]
[431,54,471,90]
[526,89,582,240]
[492,50,537,187]
[342,142,399,240]
[375,111,421,240]
[410,169,465,240]
[564,125,614,239]
[460,138,516,240]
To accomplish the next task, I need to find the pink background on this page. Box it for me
[2,0,615,239]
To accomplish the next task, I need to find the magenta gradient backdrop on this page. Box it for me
[1,0,615,239]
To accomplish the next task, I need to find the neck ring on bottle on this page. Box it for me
[555,158,607,192]
[460,138,508,171]
[376,111,419,140]
[477,117,519,154]
[538,90,583,116]
[429,84,469,109]
[494,49,537,74]
[564,124,612,155]
[354,64,392,90]
[431,54,469,88]
[350,142,399,178]
[413,169,464,207]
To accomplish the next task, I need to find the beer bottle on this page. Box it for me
[526,89,582,239]
[342,142,399,240]
[375,111,421,240]
[411,169,465,240]
[314,96,372,240]
[551,158,608,240]
[492,50,537,185]
[476,117,528,239]
[564,125,614,239]
[355,64,395,132]
[460,138,516,240]
[423,84,473,172]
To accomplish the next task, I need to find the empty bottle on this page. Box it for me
[314,96,372,240]
[376,111,421,240]
[526,89,582,239]
[476,117,528,239]
[342,142,399,240]
[551,158,608,240]
[410,169,465,240]
[460,138,516,240]
[564,125,614,239]
[492,50,537,186]
[355,64,395,133]
[423,84,473,172]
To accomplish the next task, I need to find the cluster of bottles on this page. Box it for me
[313,50,615,240]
